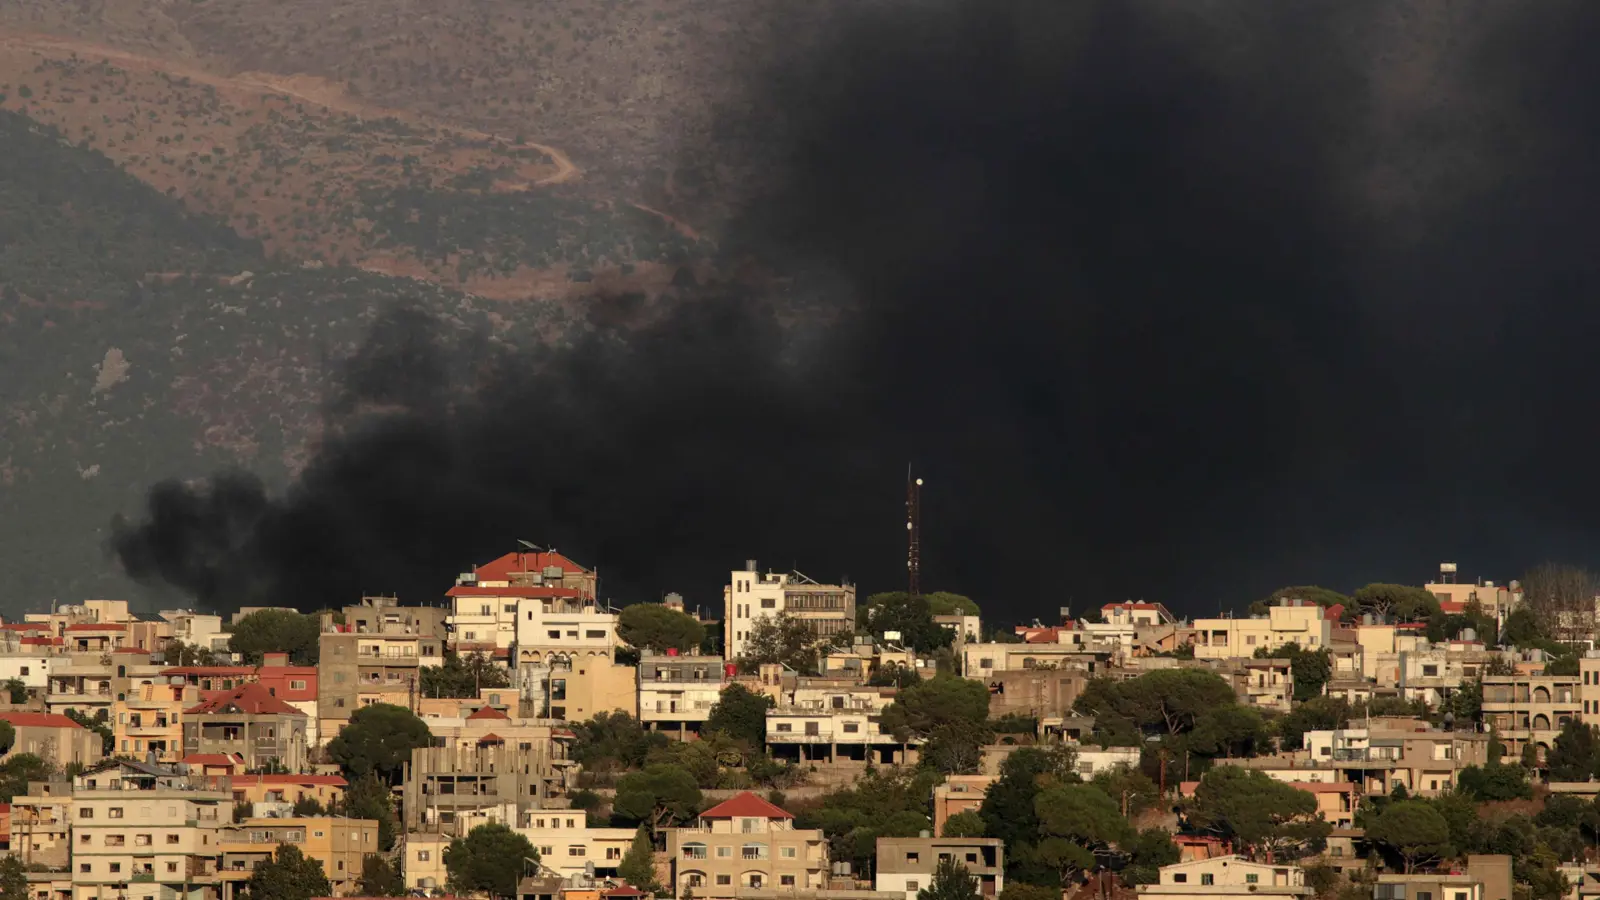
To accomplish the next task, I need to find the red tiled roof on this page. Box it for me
[604,888,645,898]
[467,705,511,721]
[698,791,793,820]
[0,624,47,632]
[66,623,125,631]
[21,637,63,646]
[0,712,83,729]
[185,683,305,717]
[472,550,591,581]
[446,586,582,598]
[1439,601,1468,614]
[1102,602,1161,611]
[1324,603,1346,621]
[477,733,505,743]
[233,774,348,787]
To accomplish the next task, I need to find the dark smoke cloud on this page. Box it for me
[112,0,1600,619]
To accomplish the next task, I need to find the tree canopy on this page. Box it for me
[356,856,406,897]
[706,683,774,747]
[920,857,981,900]
[861,592,958,652]
[572,711,669,772]
[798,770,940,877]
[979,746,1078,885]
[228,609,321,665]
[445,823,538,900]
[1547,720,1600,782]
[420,650,511,698]
[943,811,986,837]
[1368,800,1453,873]
[741,614,820,674]
[618,603,706,653]
[614,764,702,831]
[1255,642,1333,701]
[1034,783,1131,882]
[1188,767,1328,860]
[618,825,661,893]
[0,754,52,803]
[1352,584,1440,623]
[881,673,993,773]
[326,703,431,782]
[246,843,332,900]
[1250,586,1349,617]
[339,774,399,851]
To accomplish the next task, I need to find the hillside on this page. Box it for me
[0,106,576,608]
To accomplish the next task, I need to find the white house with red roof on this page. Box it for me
[665,791,826,898]
[446,550,618,665]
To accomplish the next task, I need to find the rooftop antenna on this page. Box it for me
[907,467,923,601]
[518,540,545,552]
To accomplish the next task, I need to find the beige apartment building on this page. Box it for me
[1482,674,1581,760]
[932,776,993,838]
[12,779,74,868]
[724,563,856,661]
[551,659,636,722]
[1373,855,1512,900]
[515,816,635,879]
[181,683,309,771]
[318,624,441,738]
[1298,720,1491,795]
[0,712,102,770]
[961,643,1114,677]
[875,837,1003,900]
[639,653,728,738]
[218,816,378,896]
[400,743,568,833]
[113,681,201,763]
[1193,601,1332,662]
[665,792,827,898]
[69,760,232,900]
[766,683,907,765]
[1138,857,1309,900]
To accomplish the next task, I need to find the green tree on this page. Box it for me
[1189,767,1328,860]
[979,745,1077,882]
[1367,800,1452,873]
[572,712,669,772]
[1121,828,1180,887]
[919,856,980,900]
[925,592,981,617]
[998,886,1058,900]
[1547,721,1600,782]
[228,609,320,665]
[614,764,702,831]
[740,614,820,674]
[0,754,52,803]
[1502,608,1543,648]
[860,593,956,653]
[291,795,326,816]
[340,774,398,851]
[882,674,993,774]
[64,709,113,755]
[618,604,705,653]
[2,679,25,704]
[420,650,511,698]
[445,823,538,900]
[0,721,14,756]
[706,683,774,747]
[1251,586,1349,617]
[245,843,332,900]
[868,663,922,689]
[1456,762,1532,801]
[1089,765,1160,817]
[1352,584,1441,623]
[617,825,660,893]
[942,811,986,837]
[163,640,219,667]
[0,856,25,900]
[1256,643,1334,702]
[1278,697,1351,751]
[356,855,406,897]
[327,703,431,782]
[797,769,939,877]
[1034,783,1131,882]
[1189,706,1271,759]
[1075,669,1236,737]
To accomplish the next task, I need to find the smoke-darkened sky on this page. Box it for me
[112,0,1600,621]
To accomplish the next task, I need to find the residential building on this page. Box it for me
[403,832,451,893]
[724,563,856,662]
[0,649,55,692]
[182,683,310,771]
[1297,721,1491,795]
[766,683,910,765]
[449,550,610,665]
[157,611,228,653]
[1395,646,1504,707]
[218,816,377,895]
[400,744,568,833]
[1102,602,1177,627]
[1237,659,1294,713]
[639,653,728,738]
[11,780,73,868]
[0,712,101,770]
[551,660,636,722]
[420,704,573,760]
[1482,674,1580,761]
[875,837,1003,900]
[1580,653,1600,728]
[69,760,231,900]
[225,775,346,812]
[45,657,113,718]
[1372,855,1512,900]
[1193,601,1332,662]
[1356,624,1430,682]
[665,792,826,898]
[932,776,993,838]
[341,596,449,642]
[961,643,1114,678]
[1425,575,1521,620]
[514,814,636,879]
[933,615,982,643]
[1069,746,1142,778]
[983,668,1090,719]
[112,681,201,763]
[318,623,441,739]
[1137,857,1309,900]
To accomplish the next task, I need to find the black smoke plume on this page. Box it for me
[112,0,1600,617]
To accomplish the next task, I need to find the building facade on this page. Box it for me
[724,564,856,662]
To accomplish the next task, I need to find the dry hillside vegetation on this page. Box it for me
[0,31,709,300]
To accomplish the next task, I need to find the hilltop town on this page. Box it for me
[0,554,1589,900]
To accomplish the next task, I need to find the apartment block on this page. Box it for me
[182,683,310,771]
[11,780,74,868]
[1102,602,1177,627]
[225,774,347,813]
[0,712,101,770]
[69,760,232,900]
[514,814,636,879]
[400,744,567,833]
[665,793,826,898]
[724,563,855,662]
[448,550,612,665]
[318,624,441,739]
[550,660,636,722]
[1372,854,1512,900]
[766,683,908,765]
[1193,601,1332,661]
[218,816,378,895]
[639,653,728,738]
[1297,720,1491,795]
[112,681,200,763]
[1139,857,1309,900]
[983,668,1090,719]
[932,775,993,838]
[875,836,1003,900]
[1482,674,1580,761]
[962,643,1114,677]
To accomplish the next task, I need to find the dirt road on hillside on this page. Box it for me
[0,28,581,185]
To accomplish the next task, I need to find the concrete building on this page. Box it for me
[1138,857,1309,900]
[639,653,728,738]
[1295,720,1491,795]
[0,712,101,770]
[182,683,310,771]
[0,649,55,693]
[1237,659,1294,713]
[1482,674,1581,760]
[1372,855,1512,900]
[961,644,1114,678]
[1193,601,1332,662]
[157,611,228,654]
[69,760,232,900]
[983,669,1090,719]
[1102,602,1177,627]
[112,681,201,763]
[225,774,347,813]
[766,683,910,766]
[218,816,377,895]
[11,779,73,868]
[318,623,441,739]
[400,743,568,834]
[875,836,1003,900]
[724,563,856,662]
[448,550,611,666]
[665,792,826,898]
[551,660,636,723]
[514,815,636,880]
[932,775,992,838]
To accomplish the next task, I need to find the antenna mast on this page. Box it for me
[906,467,923,600]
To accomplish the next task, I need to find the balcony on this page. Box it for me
[132,873,156,883]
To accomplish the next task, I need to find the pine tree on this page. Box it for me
[245,843,332,900]
[919,857,980,900]
[618,825,660,895]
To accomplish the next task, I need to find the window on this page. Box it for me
[291,680,306,690]
[79,864,90,874]
[716,876,731,886]
[1416,893,1433,900]
[105,835,125,847]
[843,722,860,733]
[966,854,977,864]
[480,605,492,616]
[109,808,123,818]
[682,843,708,860]
[805,722,819,736]
[586,630,606,639]
[1174,875,1187,884]
[1423,665,1439,677]
[781,847,796,859]
[907,882,919,893]
[79,808,93,819]
[907,853,920,864]
[1331,847,1344,858]
[781,877,796,887]
[777,723,792,733]
[761,598,776,609]
[1246,875,1259,884]
[607,848,622,860]
[167,863,179,874]
[19,667,26,676]
[548,631,562,640]
[979,658,993,669]
[1201,874,1214,886]
[79,834,90,845]
[109,864,122,874]
[505,605,517,614]
[569,846,585,857]
[717,847,732,858]
[167,835,180,844]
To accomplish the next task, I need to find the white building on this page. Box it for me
[447,550,616,665]
[1138,857,1308,900]
[724,562,856,661]
[639,654,727,738]
[766,683,912,765]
